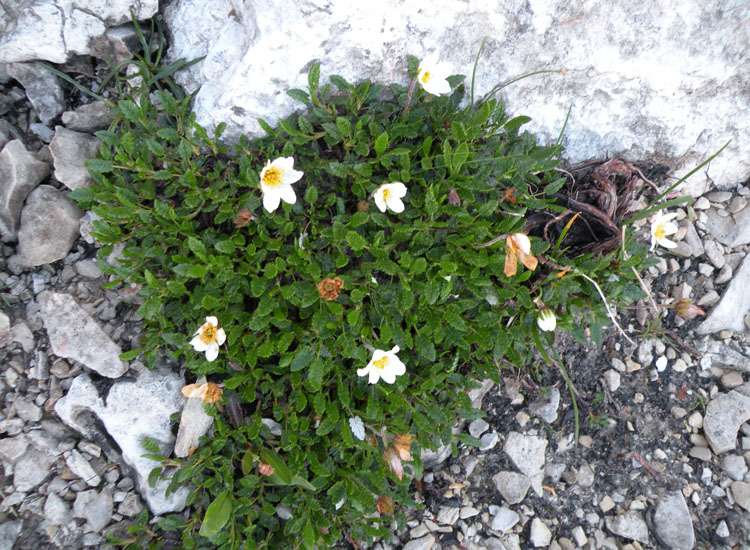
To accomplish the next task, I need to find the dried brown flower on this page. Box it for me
[357,200,370,212]
[377,495,395,515]
[258,463,275,476]
[182,382,223,404]
[392,434,412,461]
[233,208,253,227]
[318,277,344,301]
[448,188,461,206]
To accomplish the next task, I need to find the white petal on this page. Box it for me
[263,189,281,212]
[371,349,387,363]
[423,77,451,96]
[368,369,380,384]
[387,196,405,213]
[356,366,370,378]
[390,358,406,376]
[205,344,219,362]
[205,316,218,326]
[389,345,400,355]
[389,182,407,198]
[216,328,226,346]
[191,336,209,352]
[658,237,677,249]
[282,169,304,184]
[380,370,396,384]
[274,157,295,172]
[373,189,387,212]
[278,184,297,205]
[661,222,679,235]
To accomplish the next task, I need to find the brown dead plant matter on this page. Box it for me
[526,157,661,256]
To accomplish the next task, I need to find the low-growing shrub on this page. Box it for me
[72,53,655,549]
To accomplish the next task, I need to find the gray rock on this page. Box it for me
[0,434,30,463]
[44,492,72,525]
[165,0,750,197]
[10,321,34,352]
[469,418,489,438]
[0,311,9,347]
[61,101,115,132]
[14,397,42,422]
[731,481,750,512]
[436,506,460,525]
[117,492,144,517]
[703,383,750,454]
[698,253,750,334]
[605,511,649,544]
[0,520,23,550]
[66,449,101,486]
[403,535,435,550]
[683,222,704,257]
[492,471,530,505]
[721,454,748,481]
[490,507,519,532]
[14,185,82,267]
[576,463,595,488]
[480,431,499,451]
[0,1,158,64]
[529,517,552,547]
[504,432,547,476]
[703,239,725,269]
[653,492,694,550]
[90,24,144,65]
[0,140,50,241]
[49,127,101,190]
[174,376,214,458]
[75,258,104,279]
[716,520,730,538]
[73,488,114,531]
[6,62,65,125]
[698,340,750,372]
[703,206,750,247]
[38,291,128,378]
[529,387,560,423]
[261,418,282,436]
[29,122,55,143]
[55,369,189,514]
[13,445,58,492]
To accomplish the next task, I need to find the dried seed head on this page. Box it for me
[318,277,344,301]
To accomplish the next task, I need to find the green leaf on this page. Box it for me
[308,62,321,92]
[119,349,142,361]
[260,448,293,484]
[307,358,325,391]
[452,142,469,174]
[336,116,351,138]
[302,520,315,550]
[290,475,316,491]
[287,89,309,103]
[345,230,367,252]
[199,490,232,538]
[85,158,113,173]
[374,132,388,156]
[241,451,254,476]
[202,295,221,310]
[291,348,315,372]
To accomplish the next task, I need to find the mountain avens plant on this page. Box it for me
[72,52,655,549]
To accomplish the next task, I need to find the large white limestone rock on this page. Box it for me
[164,0,750,196]
[0,0,158,63]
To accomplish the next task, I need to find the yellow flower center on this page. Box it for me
[654,225,666,239]
[373,356,389,370]
[382,188,391,201]
[262,166,283,188]
[420,70,432,83]
[200,324,218,345]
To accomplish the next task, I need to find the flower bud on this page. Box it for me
[537,307,557,332]
[675,299,705,320]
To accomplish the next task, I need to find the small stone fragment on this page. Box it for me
[6,62,65,124]
[14,185,83,267]
[529,387,560,423]
[38,291,128,378]
[702,383,750,454]
[468,418,489,438]
[504,432,547,476]
[66,449,101,486]
[720,454,748,481]
[603,370,621,393]
[61,101,115,132]
[490,506,519,532]
[436,506,460,525]
[402,534,435,550]
[731,481,750,512]
[652,491,694,550]
[599,495,616,513]
[44,492,72,525]
[530,517,552,547]
[605,511,649,544]
[174,376,214,458]
[0,140,50,241]
[49,127,101,190]
[492,471,531,505]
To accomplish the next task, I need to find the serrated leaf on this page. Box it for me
[119,349,142,361]
[308,62,321,92]
[374,132,388,156]
[199,490,232,538]
[202,295,221,310]
[291,348,315,372]
[336,116,351,138]
[302,520,315,550]
[345,230,367,252]
[287,89,309,103]
[307,358,325,391]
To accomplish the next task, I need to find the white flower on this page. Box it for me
[373,182,407,213]
[417,53,452,96]
[650,211,679,251]
[190,316,226,362]
[349,416,365,441]
[260,157,303,212]
[357,345,406,385]
[537,307,557,332]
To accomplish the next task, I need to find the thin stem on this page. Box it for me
[576,270,635,345]
[401,75,418,117]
